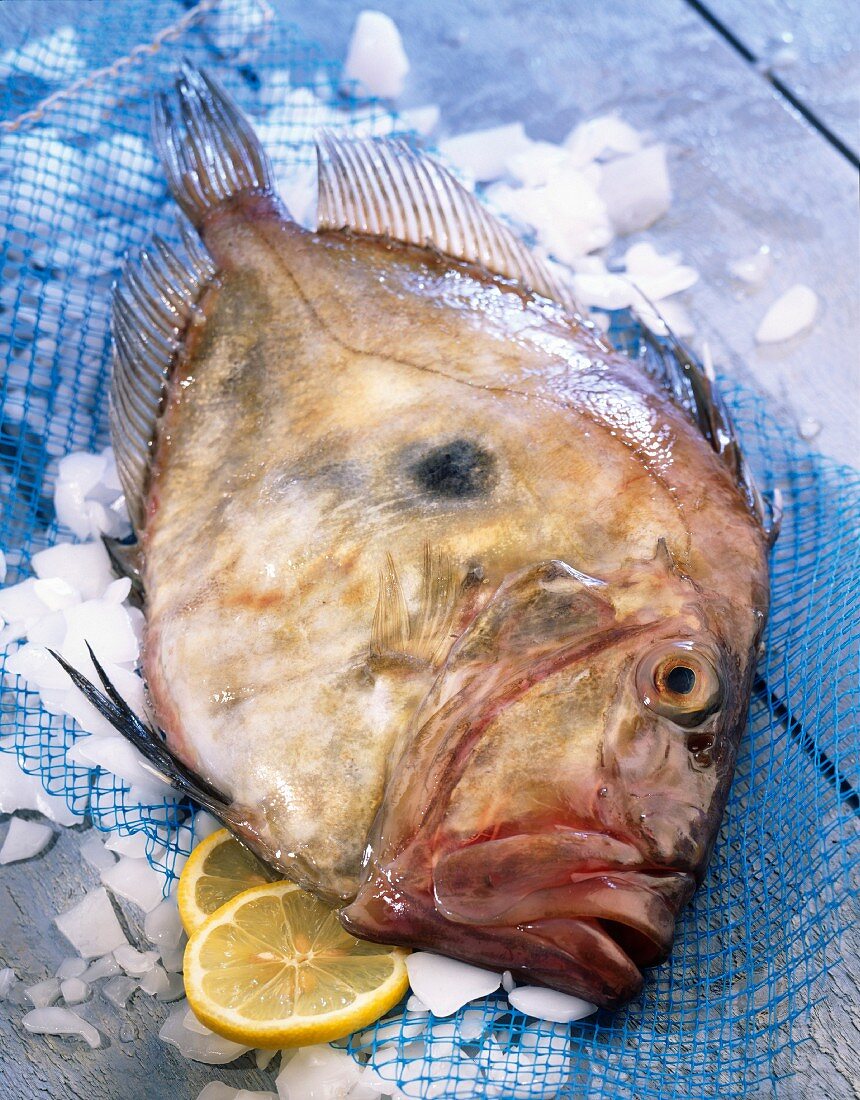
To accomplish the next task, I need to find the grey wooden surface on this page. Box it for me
[1,2,858,1099]
[704,0,860,155]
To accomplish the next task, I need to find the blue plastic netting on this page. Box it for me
[0,3,857,1098]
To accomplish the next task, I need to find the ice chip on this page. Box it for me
[25,977,61,1009]
[102,974,139,1009]
[755,284,818,344]
[55,886,128,958]
[56,957,88,980]
[205,0,274,64]
[0,814,53,863]
[22,1007,101,1048]
[60,977,89,1005]
[729,245,772,288]
[0,968,17,999]
[343,10,410,99]
[159,999,250,1064]
[276,1045,361,1099]
[0,747,79,825]
[102,855,168,913]
[508,984,597,1022]
[145,895,185,948]
[81,953,121,983]
[564,113,643,165]
[598,144,671,234]
[405,952,501,1017]
[32,541,114,601]
[0,579,46,626]
[439,122,530,183]
[79,831,116,872]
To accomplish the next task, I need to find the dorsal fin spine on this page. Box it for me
[110,228,216,534]
[315,133,578,314]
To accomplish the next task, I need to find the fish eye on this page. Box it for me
[636,642,723,729]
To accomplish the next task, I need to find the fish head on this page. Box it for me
[341,543,767,1007]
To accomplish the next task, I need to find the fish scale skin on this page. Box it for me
[141,202,767,909]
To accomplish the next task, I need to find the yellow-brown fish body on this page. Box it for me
[94,68,774,1008]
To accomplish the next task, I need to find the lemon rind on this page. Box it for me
[182,881,409,1047]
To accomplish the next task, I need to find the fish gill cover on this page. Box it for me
[0,2,857,1097]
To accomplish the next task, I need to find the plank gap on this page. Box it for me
[683,0,860,168]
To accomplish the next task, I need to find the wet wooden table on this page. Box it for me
[1,2,857,1099]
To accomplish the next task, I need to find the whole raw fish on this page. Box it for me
[64,67,776,1008]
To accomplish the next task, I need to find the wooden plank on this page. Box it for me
[279,0,859,470]
[695,0,860,157]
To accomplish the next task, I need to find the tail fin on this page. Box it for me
[152,64,274,226]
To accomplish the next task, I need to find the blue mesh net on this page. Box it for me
[0,3,857,1098]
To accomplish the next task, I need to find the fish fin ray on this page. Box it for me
[110,229,216,534]
[639,328,776,539]
[412,544,458,664]
[48,646,231,816]
[315,133,579,312]
[152,63,274,225]
[101,536,145,606]
[370,553,411,658]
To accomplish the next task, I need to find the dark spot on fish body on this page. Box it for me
[409,439,497,500]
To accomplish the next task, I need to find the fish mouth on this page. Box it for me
[340,831,696,1008]
[431,831,696,970]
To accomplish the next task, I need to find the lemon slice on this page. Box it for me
[178,828,277,935]
[183,881,410,1047]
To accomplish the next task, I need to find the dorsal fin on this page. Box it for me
[639,327,779,544]
[110,226,216,534]
[315,134,577,313]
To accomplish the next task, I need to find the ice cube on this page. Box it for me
[22,1007,101,1048]
[404,953,501,1017]
[564,113,643,166]
[508,985,597,1022]
[55,957,88,980]
[31,541,114,601]
[0,747,78,825]
[439,122,530,183]
[598,144,671,234]
[0,815,54,863]
[102,974,138,1009]
[343,10,410,99]
[25,977,61,1009]
[60,977,89,1005]
[54,886,128,958]
[79,831,116,872]
[755,284,818,344]
[145,896,185,949]
[159,999,250,1064]
[276,1045,361,1099]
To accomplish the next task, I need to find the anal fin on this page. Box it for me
[49,644,230,819]
[110,226,217,535]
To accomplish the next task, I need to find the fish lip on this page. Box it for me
[431,831,696,967]
[514,869,697,971]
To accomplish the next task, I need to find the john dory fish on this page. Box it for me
[59,67,777,1009]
